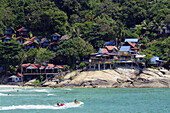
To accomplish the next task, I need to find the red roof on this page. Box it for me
[16,36,26,40]
[127,42,136,47]
[101,48,109,53]
[21,64,30,68]
[131,47,139,50]
[56,65,64,69]
[40,66,45,69]
[17,73,24,77]
[23,41,33,45]
[17,27,25,32]
[1,35,8,39]
[30,64,40,69]
[30,36,38,41]
[106,46,115,50]
[48,64,55,68]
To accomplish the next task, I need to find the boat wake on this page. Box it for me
[0,102,84,110]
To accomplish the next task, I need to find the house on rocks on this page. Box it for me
[88,46,118,70]
[20,64,64,81]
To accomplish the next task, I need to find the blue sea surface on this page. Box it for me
[0,87,170,113]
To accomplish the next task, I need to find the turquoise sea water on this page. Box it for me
[0,87,170,113]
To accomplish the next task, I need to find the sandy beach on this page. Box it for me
[0,85,20,89]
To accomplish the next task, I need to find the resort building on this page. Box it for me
[20,64,64,81]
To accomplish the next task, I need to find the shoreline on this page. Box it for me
[0,84,170,88]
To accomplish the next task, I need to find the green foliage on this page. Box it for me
[25,48,55,64]
[0,40,25,70]
[112,61,121,64]
[56,38,94,68]
[32,80,41,85]
[79,62,86,69]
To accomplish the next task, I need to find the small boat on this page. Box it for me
[75,101,83,104]
[54,104,65,107]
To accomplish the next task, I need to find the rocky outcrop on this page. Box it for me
[42,67,170,88]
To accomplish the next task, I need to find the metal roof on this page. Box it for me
[119,46,130,51]
[104,41,114,45]
[124,38,139,42]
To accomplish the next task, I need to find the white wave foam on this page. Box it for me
[0,93,8,96]
[47,94,54,96]
[0,102,84,110]
[0,89,22,92]
[29,89,49,93]
[62,88,72,91]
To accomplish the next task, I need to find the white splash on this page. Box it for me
[29,89,49,93]
[47,94,54,96]
[0,102,84,111]
[0,93,8,96]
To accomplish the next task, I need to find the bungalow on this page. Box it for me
[23,40,38,50]
[118,46,131,60]
[16,36,26,44]
[123,42,139,58]
[1,35,12,42]
[40,38,50,48]
[30,36,40,44]
[17,27,29,38]
[8,73,23,82]
[89,47,118,70]
[51,33,61,42]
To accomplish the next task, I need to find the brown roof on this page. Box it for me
[51,33,61,37]
[61,35,71,40]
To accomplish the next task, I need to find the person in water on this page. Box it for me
[74,99,77,103]
[57,101,61,106]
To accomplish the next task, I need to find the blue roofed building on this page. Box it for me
[150,56,164,66]
[124,38,139,43]
[118,46,131,60]
[104,41,114,46]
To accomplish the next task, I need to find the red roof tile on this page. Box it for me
[131,47,139,50]
[127,42,136,47]
[56,65,64,69]
[106,46,115,50]
[21,64,30,67]
[48,64,55,68]
[17,73,24,77]
[16,36,26,40]
[1,35,7,39]
[30,36,38,41]
[30,64,39,69]
[17,27,25,32]
[23,41,33,45]
[40,66,45,69]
